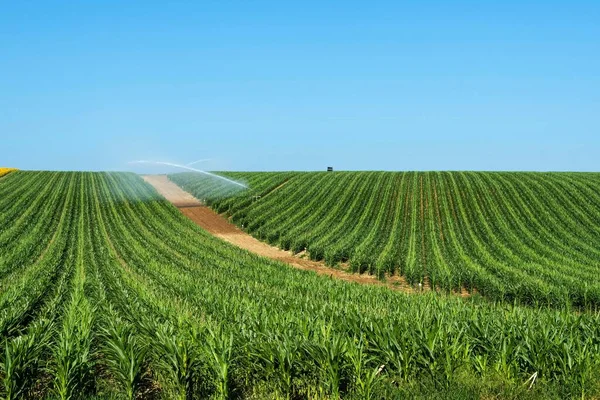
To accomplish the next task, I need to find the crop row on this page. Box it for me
[170,171,600,308]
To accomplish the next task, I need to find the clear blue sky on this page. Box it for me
[2,1,599,172]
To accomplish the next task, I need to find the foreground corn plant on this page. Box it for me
[0,319,53,400]
[101,315,148,400]
[51,293,95,400]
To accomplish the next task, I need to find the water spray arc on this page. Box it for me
[187,158,212,166]
[129,160,247,188]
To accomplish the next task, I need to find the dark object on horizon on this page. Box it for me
[327,166,333,172]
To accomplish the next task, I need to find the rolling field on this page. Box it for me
[170,171,600,308]
[3,171,600,399]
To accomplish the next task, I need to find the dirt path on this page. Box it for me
[143,175,202,208]
[143,175,417,293]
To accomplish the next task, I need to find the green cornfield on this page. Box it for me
[171,171,600,308]
[2,171,600,399]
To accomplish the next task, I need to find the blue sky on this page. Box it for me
[1,1,599,172]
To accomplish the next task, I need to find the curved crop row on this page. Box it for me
[171,171,600,307]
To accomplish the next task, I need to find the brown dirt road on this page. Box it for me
[142,175,417,293]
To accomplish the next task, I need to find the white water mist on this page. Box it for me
[129,160,248,188]
[186,158,212,166]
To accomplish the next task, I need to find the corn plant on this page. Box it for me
[152,321,204,400]
[302,326,349,399]
[346,337,384,400]
[251,330,299,399]
[51,294,95,400]
[0,319,53,400]
[205,324,234,400]
[101,318,148,400]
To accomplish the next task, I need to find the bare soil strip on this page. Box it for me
[143,175,202,208]
[143,175,417,293]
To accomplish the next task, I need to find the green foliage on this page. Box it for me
[1,171,600,398]
[51,293,95,400]
[101,315,148,400]
[172,171,600,308]
[0,319,53,400]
